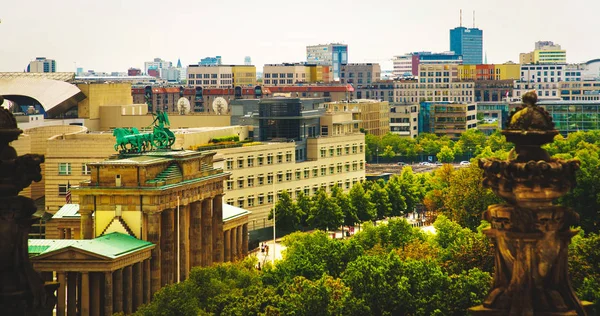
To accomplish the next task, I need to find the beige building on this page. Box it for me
[340,63,381,85]
[390,104,419,138]
[262,63,331,86]
[559,80,600,101]
[215,133,366,230]
[187,65,256,88]
[432,103,478,139]
[324,100,390,136]
[77,83,133,120]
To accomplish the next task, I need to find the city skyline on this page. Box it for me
[0,0,598,73]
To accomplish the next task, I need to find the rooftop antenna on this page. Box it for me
[460,9,462,27]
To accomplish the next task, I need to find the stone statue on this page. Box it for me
[470,91,592,315]
[0,96,57,315]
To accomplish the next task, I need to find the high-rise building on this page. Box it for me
[306,43,348,80]
[144,58,172,75]
[519,41,567,64]
[393,52,463,77]
[27,57,56,73]
[449,27,483,65]
[200,56,222,66]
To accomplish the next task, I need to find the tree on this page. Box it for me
[382,145,396,160]
[308,189,343,231]
[332,185,357,235]
[395,166,426,214]
[296,192,312,228]
[349,182,376,225]
[370,182,392,220]
[385,177,407,217]
[269,190,302,233]
[455,129,487,157]
[436,145,455,163]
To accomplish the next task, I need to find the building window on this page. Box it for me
[267,154,273,165]
[337,164,343,173]
[258,195,265,205]
[237,199,244,208]
[352,145,357,154]
[312,168,319,177]
[82,163,91,175]
[247,156,254,167]
[286,152,292,162]
[277,173,283,183]
[336,147,342,156]
[320,166,326,176]
[304,169,310,178]
[345,163,350,172]
[248,196,255,207]
[286,171,292,181]
[277,153,283,163]
[237,158,244,168]
[226,180,233,190]
[267,192,273,204]
[258,175,264,185]
[345,145,350,155]
[237,178,244,189]
[329,166,335,174]
[58,184,68,196]
[58,163,71,175]
[329,147,334,156]
[320,148,326,158]
[248,177,254,187]
[258,155,264,165]
[295,170,302,180]
[267,173,273,184]
[226,159,233,170]
[304,187,310,195]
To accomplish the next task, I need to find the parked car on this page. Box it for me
[434,162,443,166]
[419,162,431,166]
[397,162,407,166]
[460,161,471,165]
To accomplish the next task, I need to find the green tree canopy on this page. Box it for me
[436,145,455,163]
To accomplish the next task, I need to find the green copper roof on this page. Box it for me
[28,232,154,259]
[52,204,81,219]
[223,203,250,222]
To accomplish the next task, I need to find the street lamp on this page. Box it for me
[376,147,379,164]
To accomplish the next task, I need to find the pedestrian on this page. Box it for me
[261,243,264,253]
[265,244,269,256]
[257,262,261,271]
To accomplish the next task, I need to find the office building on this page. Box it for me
[144,58,172,75]
[520,41,567,64]
[559,80,600,101]
[324,99,390,136]
[390,104,419,138]
[340,63,381,85]
[200,56,222,66]
[306,43,348,80]
[449,27,483,65]
[457,63,520,81]
[514,64,567,99]
[539,100,600,135]
[419,101,477,138]
[393,52,463,77]
[27,57,57,73]
[187,65,256,89]
[475,80,514,102]
[262,63,331,85]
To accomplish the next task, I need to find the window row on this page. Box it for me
[225,161,365,190]
[58,163,92,175]
[225,151,293,170]
[225,178,363,208]
[319,143,364,158]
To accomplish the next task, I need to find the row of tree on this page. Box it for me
[134,216,600,315]
[269,167,426,234]
[365,129,512,162]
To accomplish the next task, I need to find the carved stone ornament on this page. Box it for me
[0,96,58,316]
[469,91,593,315]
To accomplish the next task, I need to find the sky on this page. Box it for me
[1,0,599,73]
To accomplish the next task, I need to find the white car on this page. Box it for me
[460,161,471,166]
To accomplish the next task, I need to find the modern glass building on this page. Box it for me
[450,27,483,65]
[306,43,348,80]
[199,56,222,66]
[538,100,600,135]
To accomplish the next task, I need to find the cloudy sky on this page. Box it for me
[1,0,598,73]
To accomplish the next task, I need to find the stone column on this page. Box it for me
[65,228,72,239]
[224,229,231,262]
[147,212,161,295]
[67,272,77,316]
[90,273,101,316]
[123,265,133,314]
[113,268,123,313]
[189,201,202,268]
[212,195,224,263]
[57,272,66,316]
[230,226,238,261]
[242,224,249,256]
[58,228,65,239]
[161,208,175,286]
[143,259,151,304]
[80,209,94,239]
[81,272,90,316]
[133,262,143,310]
[73,227,81,239]
[104,272,113,316]
[237,225,244,260]
[179,203,189,281]
[201,198,213,266]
